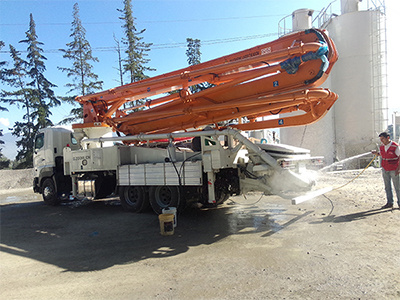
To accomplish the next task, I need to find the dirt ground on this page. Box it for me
[1,167,399,299]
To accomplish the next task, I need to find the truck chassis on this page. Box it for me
[34,128,316,214]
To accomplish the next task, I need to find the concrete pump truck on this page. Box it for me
[33,29,338,214]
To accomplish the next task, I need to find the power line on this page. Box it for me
[0,33,279,54]
[0,14,286,27]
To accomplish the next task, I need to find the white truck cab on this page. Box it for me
[33,127,79,204]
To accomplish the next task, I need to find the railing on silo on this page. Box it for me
[313,1,338,29]
[277,14,292,37]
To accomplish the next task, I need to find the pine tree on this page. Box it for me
[0,129,5,157]
[0,129,10,169]
[2,45,30,108]
[0,51,6,166]
[113,34,124,86]
[21,14,59,126]
[58,2,103,124]
[186,38,201,66]
[118,0,154,84]
[0,44,34,168]
[0,42,7,166]
[186,38,211,93]
[3,14,59,168]
[0,41,6,82]
[0,41,9,112]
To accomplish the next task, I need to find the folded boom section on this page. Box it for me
[74,29,338,136]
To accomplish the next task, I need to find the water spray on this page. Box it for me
[291,152,378,204]
[319,152,373,172]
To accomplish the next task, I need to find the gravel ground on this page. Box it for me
[1,167,399,299]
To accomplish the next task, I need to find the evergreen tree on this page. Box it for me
[2,45,30,108]
[0,41,9,112]
[186,38,211,93]
[0,129,5,157]
[0,129,10,169]
[0,41,6,82]
[113,33,124,86]
[21,14,59,126]
[118,0,154,84]
[0,44,34,168]
[186,38,201,66]
[58,2,103,124]
[0,41,7,166]
[2,14,59,168]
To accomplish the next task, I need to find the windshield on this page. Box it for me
[34,133,45,150]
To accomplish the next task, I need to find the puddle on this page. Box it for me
[225,194,297,235]
[0,189,40,204]
[230,209,287,234]
[4,196,20,203]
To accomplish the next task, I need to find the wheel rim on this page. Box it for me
[43,186,53,198]
[125,187,140,205]
[155,186,172,207]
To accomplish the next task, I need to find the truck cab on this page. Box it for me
[33,127,79,204]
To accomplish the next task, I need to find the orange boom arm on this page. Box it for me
[73,29,338,136]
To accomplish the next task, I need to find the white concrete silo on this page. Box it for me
[292,8,314,30]
[325,1,388,159]
[280,0,388,166]
[340,0,361,14]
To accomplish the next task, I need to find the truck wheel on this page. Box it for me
[216,192,230,205]
[42,178,60,206]
[119,186,149,213]
[149,186,181,215]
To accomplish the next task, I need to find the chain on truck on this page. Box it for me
[33,29,338,215]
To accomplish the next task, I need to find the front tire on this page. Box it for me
[119,186,149,213]
[42,178,60,206]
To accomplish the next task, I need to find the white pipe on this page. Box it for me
[83,129,224,145]
[84,129,281,169]
[292,186,333,204]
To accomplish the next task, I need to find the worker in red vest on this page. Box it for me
[372,132,400,209]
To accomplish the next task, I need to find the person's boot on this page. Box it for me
[381,203,393,209]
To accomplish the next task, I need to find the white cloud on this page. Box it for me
[0,118,10,127]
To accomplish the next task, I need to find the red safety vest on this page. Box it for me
[380,141,399,171]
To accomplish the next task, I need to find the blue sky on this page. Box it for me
[0,0,398,133]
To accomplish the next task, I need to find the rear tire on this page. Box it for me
[119,186,149,213]
[216,191,230,205]
[42,178,60,206]
[149,186,182,214]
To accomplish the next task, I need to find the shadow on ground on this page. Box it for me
[317,208,395,223]
[0,198,310,272]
